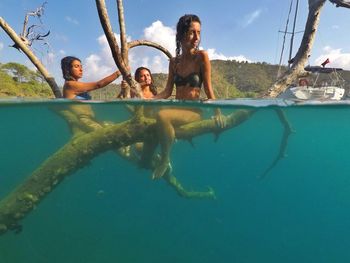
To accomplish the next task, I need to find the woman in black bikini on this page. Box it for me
[152,14,225,179]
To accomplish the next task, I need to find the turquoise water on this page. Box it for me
[1,99,350,262]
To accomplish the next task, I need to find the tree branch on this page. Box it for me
[117,0,129,64]
[265,0,326,98]
[128,40,173,59]
[0,110,253,235]
[95,0,143,98]
[0,17,61,98]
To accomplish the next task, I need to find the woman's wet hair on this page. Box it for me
[134,67,157,95]
[176,14,201,57]
[61,56,81,81]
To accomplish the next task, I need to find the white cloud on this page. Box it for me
[83,35,119,81]
[84,54,114,81]
[207,48,252,62]
[0,42,4,57]
[82,20,251,80]
[65,16,79,25]
[83,21,175,78]
[314,46,350,70]
[242,9,262,27]
[143,20,176,57]
[123,20,176,73]
[332,25,340,30]
[48,52,56,63]
[54,33,69,43]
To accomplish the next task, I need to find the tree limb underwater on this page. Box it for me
[0,108,255,235]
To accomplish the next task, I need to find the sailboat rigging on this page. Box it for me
[277,0,303,78]
[278,0,346,101]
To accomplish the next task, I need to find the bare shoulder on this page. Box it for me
[195,50,210,66]
[64,80,76,90]
[196,50,209,60]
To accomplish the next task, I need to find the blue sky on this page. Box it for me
[0,0,349,85]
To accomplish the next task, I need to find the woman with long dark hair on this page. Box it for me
[61,56,121,99]
[120,66,157,99]
[152,14,225,179]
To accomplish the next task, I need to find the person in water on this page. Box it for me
[118,67,160,165]
[60,56,121,131]
[152,14,225,179]
[61,56,121,99]
[119,66,157,99]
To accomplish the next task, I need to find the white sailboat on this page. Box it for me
[277,0,346,101]
[279,64,346,101]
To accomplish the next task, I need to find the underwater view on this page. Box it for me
[1,99,350,263]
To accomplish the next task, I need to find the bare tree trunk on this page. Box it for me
[96,0,174,99]
[0,17,62,98]
[95,0,128,76]
[265,0,326,98]
[117,0,129,64]
[95,0,144,98]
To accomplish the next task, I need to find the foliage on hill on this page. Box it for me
[89,72,169,100]
[211,60,282,98]
[1,60,350,99]
[136,60,287,99]
[0,62,53,98]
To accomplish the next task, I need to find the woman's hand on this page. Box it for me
[212,109,227,128]
[118,80,130,98]
[121,80,129,90]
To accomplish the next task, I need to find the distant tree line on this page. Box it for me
[1,60,349,99]
[0,62,53,97]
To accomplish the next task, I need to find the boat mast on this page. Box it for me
[277,0,294,78]
[277,0,301,78]
[288,0,299,68]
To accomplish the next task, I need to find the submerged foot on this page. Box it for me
[164,162,173,176]
[152,160,171,180]
[118,146,131,158]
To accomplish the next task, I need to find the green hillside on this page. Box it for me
[211,60,282,98]
[1,60,350,99]
[0,62,54,98]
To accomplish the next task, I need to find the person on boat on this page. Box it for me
[151,14,226,179]
[61,56,121,100]
[298,78,308,87]
[119,66,157,99]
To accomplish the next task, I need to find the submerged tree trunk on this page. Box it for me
[266,0,327,98]
[0,109,254,235]
[0,17,62,98]
[0,0,297,237]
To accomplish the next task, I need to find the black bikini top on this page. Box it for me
[174,72,203,88]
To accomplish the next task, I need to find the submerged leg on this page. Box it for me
[152,108,201,179]
[163,170,216,200]
[69,104,103,131]
[138,139,159,169]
